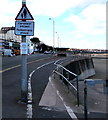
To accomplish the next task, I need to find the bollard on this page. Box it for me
[84,80,88,120]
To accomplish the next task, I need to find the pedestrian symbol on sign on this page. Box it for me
[21,8,27,19]
[15,4,34,20]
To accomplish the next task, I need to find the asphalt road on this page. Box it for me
[1,54,107,119]
[2,54,72,119]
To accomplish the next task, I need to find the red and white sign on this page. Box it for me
[15,4,34,20]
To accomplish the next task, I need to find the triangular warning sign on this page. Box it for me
[15,4,34,20]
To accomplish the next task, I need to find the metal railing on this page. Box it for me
[54,59,91,120]
[54,62,80,106]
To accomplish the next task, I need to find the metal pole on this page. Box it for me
[62,68,64,82]
[49,18,55,52]
[22,0,26,5]
[58,36,59,48]
[21,36,28,103]
[84,80,88,120]
[76,76,79,106]
[53,19,55,49]
[56,32,59,48]
[66,72,70,93]
[20,0,28,103]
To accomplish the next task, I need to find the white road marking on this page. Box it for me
[42,107,52,111]
[26,58,69,118]
[49,76,78,120]
[27,104,32,118]
[64,105,78,120]
[27,70,35,118]
[1,56,51,73]
[37,61,54,70]
[26,60,56,118]
[57,90,78,119]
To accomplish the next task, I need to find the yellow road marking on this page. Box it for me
[0,64,21,73]
[0,57,51,73]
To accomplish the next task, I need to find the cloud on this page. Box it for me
[28,0,107,17]
[28,0,86,17]
[0,0,106,49]
[64,3,106,36]
[62,3,106,49]
[0,0,21,15]
[0,0,106,27]
[0,0,21,27]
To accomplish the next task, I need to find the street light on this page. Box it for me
[49,18,55,51]
[56,32,59,48]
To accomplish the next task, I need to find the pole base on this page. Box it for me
[18,98,28,104]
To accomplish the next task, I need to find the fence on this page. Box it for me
[53,57,95,120]
[54,61,80,106]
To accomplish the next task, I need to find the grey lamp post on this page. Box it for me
[49,18,55,52]
[56,32,60,48]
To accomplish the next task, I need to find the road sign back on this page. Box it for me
[15,4,34,20]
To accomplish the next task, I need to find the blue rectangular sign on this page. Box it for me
[15,21,34,36]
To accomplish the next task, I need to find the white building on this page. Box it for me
[0,27,21,42]
[0,27,35,55]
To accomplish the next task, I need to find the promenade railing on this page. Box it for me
[54,61,80,106]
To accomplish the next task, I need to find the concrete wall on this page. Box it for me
[61,57,95,82]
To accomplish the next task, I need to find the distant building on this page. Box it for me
[0,27,21,43]
[0,27,22,55]
[0,26,35,56]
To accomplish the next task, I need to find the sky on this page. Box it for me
[0,0,107,49]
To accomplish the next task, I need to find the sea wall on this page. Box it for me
[61,57,95,82]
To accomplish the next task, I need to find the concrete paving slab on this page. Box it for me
[39,77,66,110]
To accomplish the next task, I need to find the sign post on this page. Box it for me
[21,35,27,103]
[15,0,34,103]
